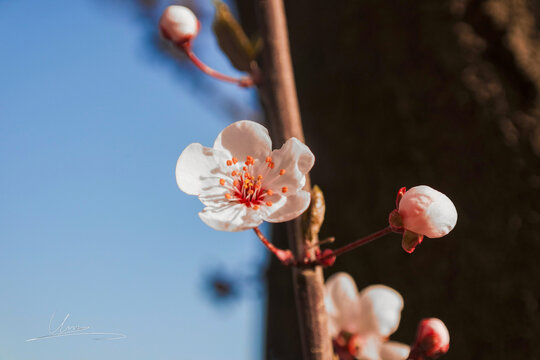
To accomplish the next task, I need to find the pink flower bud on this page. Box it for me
[159,6,199,45]
[413,318,450,358]
[398,185,457,238]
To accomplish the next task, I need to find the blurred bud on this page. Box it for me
[206,270,237,302]
[212,279,233,297]
[398,185,457,238]
[413,318,450,358]
[159,6,199,45]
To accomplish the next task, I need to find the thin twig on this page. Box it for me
[314,227,393,264]
[182,46,254,87]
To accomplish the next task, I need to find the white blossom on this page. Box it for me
[398,185,457,238]
[325,272,409,360]
[176,120,314,231]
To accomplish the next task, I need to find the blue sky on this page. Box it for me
[0,1,265,359]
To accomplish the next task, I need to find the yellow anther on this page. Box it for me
[253,205,260,210]
[233,180,239,187]
[265,156,272,163]
[248,189,254,195]
[232,157,238,164]
[267,189,273,196]
[244,184,249,189]
[266,201,273,207]
[226,160,232,166]
[246,156,254,164]
[225,193,232,200]
[219,179,225,186]
[282,186,288,193]
[231,170,237,176]
[257,175,263,180]
[279,169,286,175]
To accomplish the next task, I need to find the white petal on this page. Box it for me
[213,120,272,163]
[357,285,403,337]
[175,143,230,196]
[324,272,362,335]
[357,335,383,360]
[380,342,410,360]
[265,137,315,192]
[159,6,199,43]
[398,185,457,238]
[263,190,311,223]
[199,204,263,232]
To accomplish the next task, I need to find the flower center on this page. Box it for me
[219,155,288,210]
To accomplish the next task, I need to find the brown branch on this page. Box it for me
[254,1,333,359]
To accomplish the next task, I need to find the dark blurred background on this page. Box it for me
[134,0,540,358]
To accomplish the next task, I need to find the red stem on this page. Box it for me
[316,226,393,263]
[253,227,295,265]
[182,46,254,87]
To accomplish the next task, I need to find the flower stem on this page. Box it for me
[182,45,255,87]
[314,226,393,264]
[253,227,295,265]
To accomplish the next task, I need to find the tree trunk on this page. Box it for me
[236,0,540,359]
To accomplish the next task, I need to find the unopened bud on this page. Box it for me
[159,6,200,45]
[413,318,450,358]
[398,185,457,238]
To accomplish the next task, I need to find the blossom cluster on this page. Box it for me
[325,273,409,360]
[325,273,450,360]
